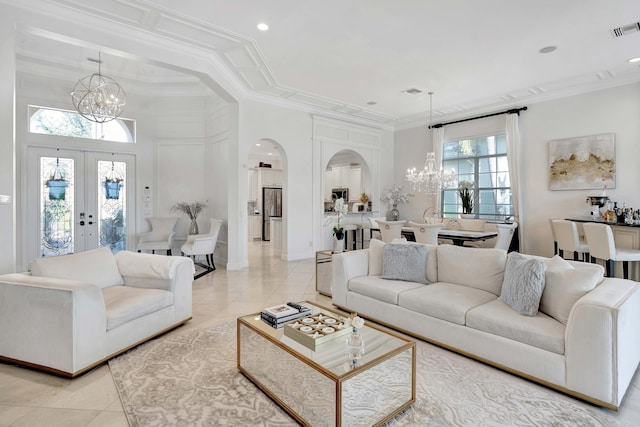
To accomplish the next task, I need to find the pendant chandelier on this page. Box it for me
[406,92,456,194]
[71,52,126,123]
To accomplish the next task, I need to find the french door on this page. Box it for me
[26,147,136,260]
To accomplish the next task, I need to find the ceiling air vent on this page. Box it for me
[610,21,640,38]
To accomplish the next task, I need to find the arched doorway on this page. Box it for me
[247,139,287,262]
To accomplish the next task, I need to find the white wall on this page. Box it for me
[394,82,640,258]
[519,82,640,257]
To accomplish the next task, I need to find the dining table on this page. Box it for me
[371,227,498,246]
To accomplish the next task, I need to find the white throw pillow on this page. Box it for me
[30,247,124,289]
[368,239,385,276]
[381,243,428,284]
[539,257,603,324]
[499,252,546,316]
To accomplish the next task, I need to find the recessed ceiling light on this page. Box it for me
[403,88,422,95]
[256,143,261,146]
[267,152,273,156]
[257,23,269,31]
[628,57,640,63]
[539,46,557,54]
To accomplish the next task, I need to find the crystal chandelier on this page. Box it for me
[406,92,456,194]
[71,52,126,123]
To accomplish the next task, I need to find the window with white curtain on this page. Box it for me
[441,133,514,220]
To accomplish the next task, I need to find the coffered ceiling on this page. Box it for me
[7,0,640,129]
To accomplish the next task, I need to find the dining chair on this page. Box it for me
[181,218,223,278]
[408,221,442,245]
[551,220,589,262]
[582,222,640,279]
[137,217,179,255]
[368,216,386,240]
[375,219,406,243]
[494,222,518,251]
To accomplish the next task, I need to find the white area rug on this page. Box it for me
[109,322,625,426]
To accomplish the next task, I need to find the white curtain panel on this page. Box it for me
[505,113,522,251]
[433,126,445,215]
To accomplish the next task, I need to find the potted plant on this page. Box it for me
[104,177,124,200]
[171,201,207,235]
[46,174,68,201]
[324,198,348,252]
[458,180,474,217]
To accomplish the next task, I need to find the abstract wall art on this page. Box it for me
[548,133,615,191]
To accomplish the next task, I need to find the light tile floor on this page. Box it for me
[0,242,639,426]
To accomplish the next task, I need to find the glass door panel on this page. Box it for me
[27,147,135,261]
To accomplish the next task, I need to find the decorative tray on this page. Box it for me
[283,312,351,351]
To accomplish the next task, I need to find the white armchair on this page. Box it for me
[181,218,222,279]
[137,217,179,255]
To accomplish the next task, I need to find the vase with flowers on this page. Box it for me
[324,198,349,252]
[171,201,207,234]
[458,180,474,218]
[380,185,414,221]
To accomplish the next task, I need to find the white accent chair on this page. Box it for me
[583,222,640,279]
[181,218,222,279]
[137,217,179,255]
[375,219,406,243]
[0,247,193,377]
[408,221,443,245]
[551,220,589,261]
[494,222,518,251]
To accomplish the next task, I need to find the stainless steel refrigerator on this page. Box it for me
[262,187,282,241]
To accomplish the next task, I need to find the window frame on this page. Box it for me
[440,133,513,220]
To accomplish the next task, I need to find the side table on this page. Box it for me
[316,250,334,296]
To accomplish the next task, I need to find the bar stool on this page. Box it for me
[343,224,358,251]
[583,222,640,279]
[551,220,589,261]
[548,218,559,255]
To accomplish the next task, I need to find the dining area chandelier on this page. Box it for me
[71,52,126,123]
[406,92,457,194]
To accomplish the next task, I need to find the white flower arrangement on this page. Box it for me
[380,184,414,206]
[324,198,349,239]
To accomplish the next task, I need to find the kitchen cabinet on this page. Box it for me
[259,168,283,187]
[248,169,258,202]
[253,216,262,239]
[349,166,361,201]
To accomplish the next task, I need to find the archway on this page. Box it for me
[247,138,287,262]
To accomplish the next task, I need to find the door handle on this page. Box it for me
[80,221,85,226]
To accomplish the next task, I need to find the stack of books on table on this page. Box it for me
[261,302,312,329]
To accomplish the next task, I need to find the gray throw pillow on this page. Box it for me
[381,243,428,284]
[500,252,546,316]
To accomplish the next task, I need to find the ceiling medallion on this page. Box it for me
[71,52,126,123]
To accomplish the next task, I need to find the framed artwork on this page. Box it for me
[549,133,615,191]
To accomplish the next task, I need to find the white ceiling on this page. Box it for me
[8,0,640,129]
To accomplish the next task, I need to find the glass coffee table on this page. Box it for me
[237,301,415,426]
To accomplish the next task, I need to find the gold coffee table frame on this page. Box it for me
[237,301,415,427]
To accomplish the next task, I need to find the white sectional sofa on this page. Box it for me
[332,240,640,410]
[0,247,194,377]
